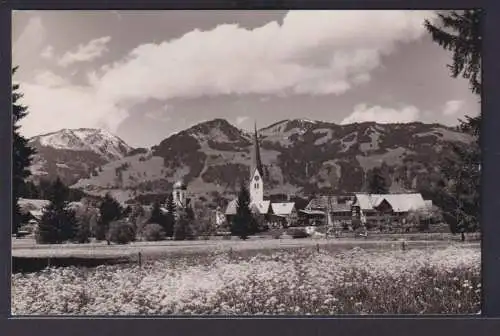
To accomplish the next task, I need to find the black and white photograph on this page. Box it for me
[11,9,481,315]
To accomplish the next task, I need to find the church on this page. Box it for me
[225,123,297,228]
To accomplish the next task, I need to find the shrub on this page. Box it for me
[106,220,136,244]
[287,227,310,239]
[173,209,194,241]
[143,223,166,241]
[270,229,283,239]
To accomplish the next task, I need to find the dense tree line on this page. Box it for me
[20,179,86,202]
[424,10,481,237]
[12,67,35,235]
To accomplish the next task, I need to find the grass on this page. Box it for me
[11,245,480,315]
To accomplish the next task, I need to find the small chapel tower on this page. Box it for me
[249,122,264,204]
[172,180,188,208]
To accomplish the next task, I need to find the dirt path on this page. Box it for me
[12,237,480,259]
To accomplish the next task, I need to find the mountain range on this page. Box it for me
[28,118,472,206]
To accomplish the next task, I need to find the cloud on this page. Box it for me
[58,36,112,67]
[443,100,464,116]
[145,104,171,122]
[33,70,67,87]
[93,10,435,103]
[341,104,420,124]
[18,10,435,138]
[13,16,46,63]
[236,116,249,125]
[40,45,54,60]
[18,76,127,138]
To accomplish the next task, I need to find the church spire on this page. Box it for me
[251,121,264,179]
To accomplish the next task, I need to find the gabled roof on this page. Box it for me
[18,198,50,212]
[300,209,326,216]
[306,195,354,210]
[353,194,380,210]
[225,199,238,215]
[355,193,427,213]
[384,193,426,212]
[28,210,43,220]
[225,200,271,215]
[330,203,352,212]
[271,202,296,216]
[255,200,271,214]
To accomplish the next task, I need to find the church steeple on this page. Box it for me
[251,121,264,179]
[249,121,265,204]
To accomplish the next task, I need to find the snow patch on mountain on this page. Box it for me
[33,128,132,160]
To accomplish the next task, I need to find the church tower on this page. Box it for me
[250,122,264,204]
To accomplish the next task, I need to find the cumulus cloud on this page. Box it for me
[236,116,249,125]
[93,10,435,103]
[443,100,464,116]
[145,104,171,122]
[18,80,128,137]
[58,36,112,67]
[34,70,67,87]
[18,10,436,137]
[13,16,46,64]
[341,104,420,124]
[41,45,54,60]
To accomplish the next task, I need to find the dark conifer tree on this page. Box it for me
[97,193,123,242]
[36,178,78,244]
[164,194,176,237]
[425,10,482,96]
[231,183,254,239]
[426,10,481,235]
[12,67,36,234]
[173,207,193,240]
[368,167,389,194]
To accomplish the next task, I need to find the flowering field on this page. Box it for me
[12,245,480,315]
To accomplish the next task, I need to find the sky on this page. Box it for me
[12,10,480,148]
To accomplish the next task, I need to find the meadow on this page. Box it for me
[11,244,480,315]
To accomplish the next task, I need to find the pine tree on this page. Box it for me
[148,200,171,238]
[231,183,254,239]
[425,10,482,96]
[425,9,481,134]
[438,130,480,236]
[148,201,164,224]
[426,10,481,236]
[97,193,123,242]
[36,178,78,244]
[165,194,176,237]
[12,67,36,235]
[368,167,389,194]
[173,207,193,240]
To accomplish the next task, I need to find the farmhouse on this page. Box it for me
[270,202,298,228]
[300,195,354,226]
[225,123,297,228]
[352,193,431,225]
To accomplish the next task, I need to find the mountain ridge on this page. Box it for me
[58,118,472,206]
[29,128,134,185]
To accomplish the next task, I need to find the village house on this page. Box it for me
[300,195,354,227]
[351,192,432,228]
